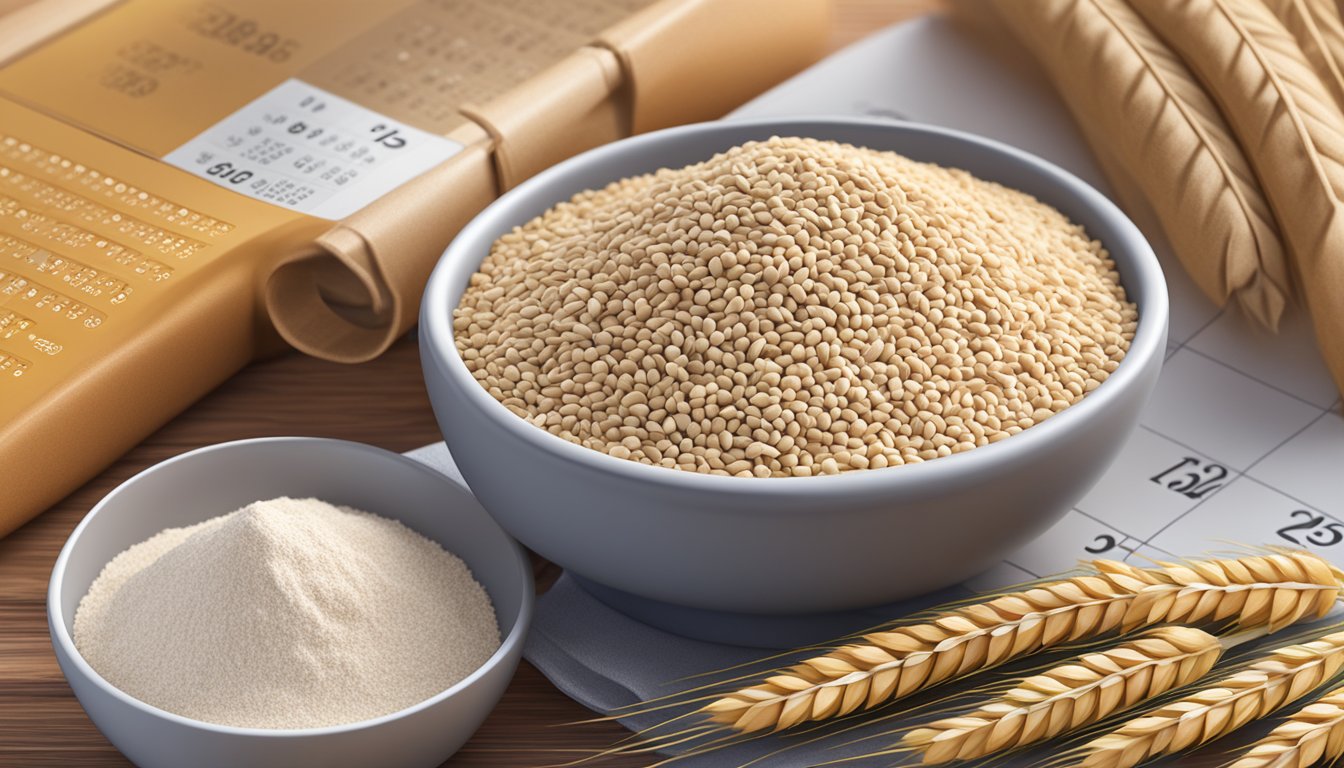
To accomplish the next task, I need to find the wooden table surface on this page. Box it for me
[0,2,935,765]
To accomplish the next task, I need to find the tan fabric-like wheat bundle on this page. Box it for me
[1131,0,1344,393]
[1304,0,1344,94]
[987,0,1344,397]
[1265,0,1344,109]
[988,0,1291,329]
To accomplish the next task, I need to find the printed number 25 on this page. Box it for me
[1277,510,1344,547]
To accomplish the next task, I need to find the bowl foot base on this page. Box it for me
[571,576,948,649]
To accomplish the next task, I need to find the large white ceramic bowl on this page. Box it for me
[420,117,1168,618]
[48,437,532,768]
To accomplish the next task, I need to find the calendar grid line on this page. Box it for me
[1135,423,1235,476]
[1127,541,1176,561]
[1240,410,1331,476]
[1167,306,1225,355]
[1181,346,1333,413]
[1133,424,1221,464]
[1131,448,1245,545]
[1240,474,1343,525]
[1136,492,1222,554]
[1136,409,1329,551]
[1070,506,1132,536]
[1001,560,1038,579]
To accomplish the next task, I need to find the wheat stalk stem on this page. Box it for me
[902,626,1229,764]
[702,553,1339,734]
[1227,685,1344,768]
[1073,630,1344,768]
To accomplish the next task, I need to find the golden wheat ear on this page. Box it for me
[1226,684,1344,768]
[901,626,1230,765]
[1069,630,1344,768]
[701,552,1339,735]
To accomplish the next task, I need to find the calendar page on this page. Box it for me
[731,16,1344,588]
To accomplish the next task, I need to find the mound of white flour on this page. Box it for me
[74,497,500,729]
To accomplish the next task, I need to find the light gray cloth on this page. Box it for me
[405,441,998,767]
[519,574,983,766]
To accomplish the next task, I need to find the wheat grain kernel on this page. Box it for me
[455,137,1137,475]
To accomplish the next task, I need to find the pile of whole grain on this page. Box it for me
[454,137,1137,477]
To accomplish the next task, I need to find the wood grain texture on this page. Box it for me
[0,1,933,765]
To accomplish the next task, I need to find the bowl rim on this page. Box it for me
[420,115,1168,498]
[46,436,535,739]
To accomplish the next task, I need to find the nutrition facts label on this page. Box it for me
[735,17,1344,587]
[0,129,216,379]
[163,79,463,219]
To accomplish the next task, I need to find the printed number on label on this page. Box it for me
[206,162,253,185]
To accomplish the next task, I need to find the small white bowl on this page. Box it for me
[48,437,532,768]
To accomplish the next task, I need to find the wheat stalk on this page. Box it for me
[701,552,1338,734]
[902,626,1228,764]
[1073,630,1344,768]
[1227,685,1344,768]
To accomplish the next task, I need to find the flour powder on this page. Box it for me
[73,497,501,729]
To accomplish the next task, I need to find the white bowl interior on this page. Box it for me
[49,437,531,732]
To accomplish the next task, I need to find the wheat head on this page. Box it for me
[701,552,1338,734]
[902,626,1224,764]
[1075,630,1344,768]
[1094,554,1341,632]
[1228,685,1344,768]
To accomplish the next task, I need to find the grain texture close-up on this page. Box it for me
[455,137,1136,476]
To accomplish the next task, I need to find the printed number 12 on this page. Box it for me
[1150,456,1227,500]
